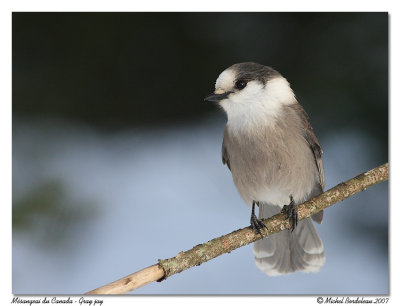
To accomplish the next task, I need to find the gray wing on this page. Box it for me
[290,103,325,190]
[222,127,231,171]
[289,103,325,223]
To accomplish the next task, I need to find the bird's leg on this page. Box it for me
[281,195,298,232]
[250,201,268,238]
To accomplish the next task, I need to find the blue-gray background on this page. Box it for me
[12,12,388,294]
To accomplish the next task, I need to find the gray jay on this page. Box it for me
[205,62,325,276]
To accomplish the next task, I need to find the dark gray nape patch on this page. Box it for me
[230,62,281,85]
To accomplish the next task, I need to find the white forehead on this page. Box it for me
[215,69,236,91]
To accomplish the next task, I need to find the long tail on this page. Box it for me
[253,204,325,276]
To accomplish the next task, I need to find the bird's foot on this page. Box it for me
[281,195,298,232]
[250,201,268,238]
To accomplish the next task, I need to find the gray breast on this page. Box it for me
[223,104,321,207]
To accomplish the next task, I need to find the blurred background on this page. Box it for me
[12,12,388,294]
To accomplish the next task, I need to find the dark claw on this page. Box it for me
[250,201,268,238]
[281,195,298,232]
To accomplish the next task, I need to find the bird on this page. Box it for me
[204,62,326,276]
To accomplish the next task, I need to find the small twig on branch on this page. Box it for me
[86,163,388,295]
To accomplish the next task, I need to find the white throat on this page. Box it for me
[219,77,296,133]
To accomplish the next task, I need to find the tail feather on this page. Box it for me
[253,203,325,276]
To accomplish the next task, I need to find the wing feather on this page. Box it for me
[222,127,231,171]
[289,103,325,190]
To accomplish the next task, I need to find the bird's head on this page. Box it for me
[205,62,296,128]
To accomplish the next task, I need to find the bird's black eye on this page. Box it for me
[235,80,247,90]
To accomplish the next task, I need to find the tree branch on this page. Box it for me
[86,163,388,295]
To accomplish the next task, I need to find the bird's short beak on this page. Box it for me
[204,91,232,102]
